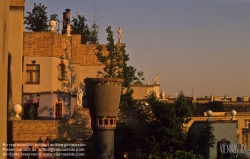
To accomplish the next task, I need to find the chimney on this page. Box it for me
[62,9,71,34]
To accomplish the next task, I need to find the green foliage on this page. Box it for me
[133,71,145,85]
[114,91,210,158]
[24,3,49,31]
[174,92,195,124]
[96,26,143,86]
[186,121,216,157]
[50,14,58,21]
[114,122,136,152]
[172,150,203,159]
[147,137,168,159]
[145,92,200,158]
[95,26,144,109]
[128,149,148,159]
[27,104,36,120]
[22,103,37,120]
[89,23,99,44]
[22,104,36,120]
[198,122,216,148]
[71,14,99,44]
[96,26,124,78]
[119,89,137,110]
[148,150,203,159]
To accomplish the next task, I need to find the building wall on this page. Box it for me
[131,84,160,99]
[185,112,250,149]
[8,2,24,119]
[189,121,237,159]
[22,57,103,119]
[71,64,104,93]
[0,0,9,158]
[11,115,92,142]
[12,107,92,159]
[23,57,71,93]
[71,34,108,65]
[23,32,108,66]
[22,93,74,120]
[210,122,237,158]
[224,113,250,147]
[22,56,76,119]
[184,115,226,131]
[23,32,71,59]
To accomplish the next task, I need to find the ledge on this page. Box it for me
[193,120,237,124]
[84,78,123,83]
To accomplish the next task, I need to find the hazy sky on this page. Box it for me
[24,0,250,97]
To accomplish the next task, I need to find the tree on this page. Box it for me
[96,26,143,86]
[71,14,99,44]
[50,14,58,21]
[186,121,216,157]
[134,71,145,85]
[22,103,36,120]
[24,3,49,31]
[128,149,148,159]
[89,23,99,44]
[144,92,203,158]
[114,122,137,152]
[95,26,122,78]
[95,26,144,109]
[28,104,36,120]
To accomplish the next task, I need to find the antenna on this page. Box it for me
[192,88,194,97]
[90,3,104,27]
[93,3,96,32]
[94,3,95,25]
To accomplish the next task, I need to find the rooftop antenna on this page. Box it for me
[93,3,97,33]
[90,3,104,29]
[192,88,194,97]
[94,3,96,25]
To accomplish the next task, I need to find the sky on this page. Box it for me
[24,0,250,97]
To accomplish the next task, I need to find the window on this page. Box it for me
[245,120,250,128]
[244,135,248,144]
[26,64,40,84]
[237,134,240,143]
[58,64,66,80]
[55,103,62,119]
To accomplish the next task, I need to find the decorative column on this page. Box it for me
[49,20,56,32]
[84,78,123,159]
[206,110,212,121]
[230,110,237,120]
[12,104,22,118]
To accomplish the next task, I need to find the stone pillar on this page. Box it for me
[84,78,123,159]
[93,128,115,158]
[92,117,117,158]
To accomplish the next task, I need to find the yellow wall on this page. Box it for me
[131,85,160,99]
[224,113,250,148]
[185,112,250,146]
[23,57,72,93]
[0,0,9,158]
[71,64,104,93]
[8,6,24,118]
